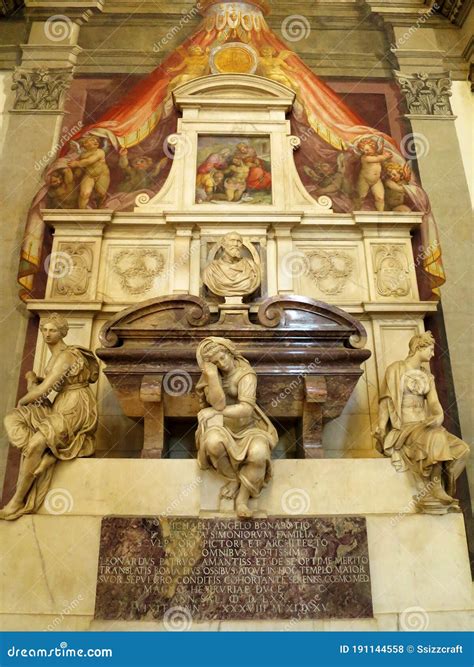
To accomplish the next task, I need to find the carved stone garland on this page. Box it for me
[112,248,166,295]
[304,249,354,295]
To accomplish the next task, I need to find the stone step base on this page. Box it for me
[1,459,472,631]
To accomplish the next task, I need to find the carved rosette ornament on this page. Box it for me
[374,245,410,298]
[112,248,165,295]
[11,67,73,112]
[394,71,453,116]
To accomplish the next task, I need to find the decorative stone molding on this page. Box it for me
[25,0,105,23]
[52,243,93,298]
[305,249,354,296]
[374,245,411,298]
[394,70,453,116]
[11,67,72,111]
[112,248,165,295]
[433,0,472,26]
[1,0,23,17]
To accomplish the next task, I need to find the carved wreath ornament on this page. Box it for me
[112,248,165,295]
[305,249,354,295]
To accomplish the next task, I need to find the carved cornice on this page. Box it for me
[363,0,443,25]
[432,0,473,26]
[198,0,270,15]
[24,0,104,23]
[394,70,453,116]
[1,0,24,17]
[98,294,369,352]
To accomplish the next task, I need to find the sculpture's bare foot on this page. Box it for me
[33,454,55,477]
[445,474,456,498]
[446,496,461,512]
[220,480,240,500]
[236,484,252,518]
[0,498,23,519]
[236,503,253,518]
[431,484,455,504]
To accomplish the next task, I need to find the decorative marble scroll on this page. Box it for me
[52,243,93,297]
[373,245,410,298]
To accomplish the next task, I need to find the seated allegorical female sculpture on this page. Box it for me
[374,331,470,514]
[1,313,99,520]
[195,337,278,518]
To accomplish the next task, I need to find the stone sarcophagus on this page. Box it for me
[96,295,370,459]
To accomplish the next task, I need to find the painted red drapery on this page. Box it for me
[18,7,444,298]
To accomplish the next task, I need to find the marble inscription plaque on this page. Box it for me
[94,516,373,621]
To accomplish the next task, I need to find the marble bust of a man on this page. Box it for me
[202,232,261,298]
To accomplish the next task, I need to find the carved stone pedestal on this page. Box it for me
[140,375,164,459]
[301,377,327,459]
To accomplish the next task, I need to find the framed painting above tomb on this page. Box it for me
[195,135,272,205]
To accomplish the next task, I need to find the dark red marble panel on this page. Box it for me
[95,516,373,622]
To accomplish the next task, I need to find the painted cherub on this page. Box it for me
[196,169,225,203]
[46,166,79,209]
[351,135,392,212]
[258,47,300,94]
[117,149,167,193]
[382,161,412,212]
[68,134,110,209]
[303,161,344,196]
[166,45,209,91]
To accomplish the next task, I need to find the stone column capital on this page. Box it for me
[394,70,454,117]
[11,66,73,113]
